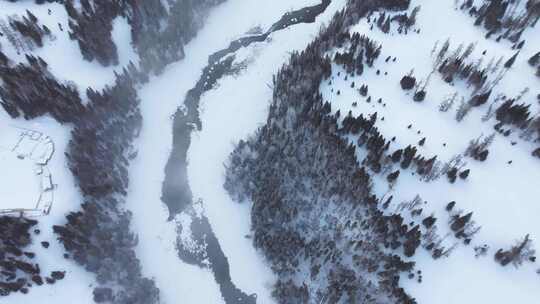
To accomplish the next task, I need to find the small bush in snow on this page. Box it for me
[400,74,416,90]
[495,234,536,267]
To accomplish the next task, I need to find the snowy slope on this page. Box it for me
[315,0,540,303]
[0,110,96,304]
[0,1,137,302]
[1,0,539,303]
[0,2,138,97]
[126,1,336,303]
[1,0,338,302]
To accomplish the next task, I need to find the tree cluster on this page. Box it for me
[529,51,540,77]
[458,0,540,43]
[496,99,540,159]
[0,10,52,52]
[465,134,494,161]
[495,98,540,145]
[496,99,532,129]
[435,41,490,92]
[63,0,225,74]
[224,1,421,303]
[52,71,159,304]
[0,217,65,296]
[333,32,381,75]
[400,73,416,90]
[0,54,84,124]
[54,199,158,304]
[128,0,225,74]
[64,0,122,66]
[0,48,159,301]
[0,1,236,302]
[449,211,479,242]
[370,5,420,34]
[495,234,536,267]
[0,217,38,296]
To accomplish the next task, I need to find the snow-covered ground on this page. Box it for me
[126,1,338,303]
[1,0,338,302]
[0,129,40,211]
[0,124,54,215]
[0,110,96,304]
[0,2,137,100]
[1,0,538,303]
[0,0,136,302]
[187,0,348,302]
[317,0,540,303]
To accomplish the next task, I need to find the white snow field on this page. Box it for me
[0,124,54,215]
[0,110,96,304]
[316,0,540,303]
[0,2,138,100]
[0,0,337,303]
[0,149,39,211]
[0,129,40,212]
[0,0,137,302]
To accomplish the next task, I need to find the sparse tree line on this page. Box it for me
[62,0,225,74]
[0,26,158,304]
[399,37,510,105]
[0,54,84,123]
[402,39,531,123]
[0,217,66,296]
[48,69,159,304]
[404,39,540,159]
[389,196,480,261]
[5,0,225,73]
[0,0,237,301]
[0,9,52,53]
[458,0,540,44]
[225,0,430,303]
[328,31,474,186]
[431,40,512,98]
[529,51,540,77]
[341,108,470,184]
[367,5,420,34]
[0,49,159,301]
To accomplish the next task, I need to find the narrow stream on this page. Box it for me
[161,1,332,303]
[162,0,331,217]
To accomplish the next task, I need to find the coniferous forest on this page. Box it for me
[0,0,539,303]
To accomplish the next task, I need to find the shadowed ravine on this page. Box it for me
[161,1,332,303]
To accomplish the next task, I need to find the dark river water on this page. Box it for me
[161,1,332,303]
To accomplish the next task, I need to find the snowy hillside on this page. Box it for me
[0,0,539,303]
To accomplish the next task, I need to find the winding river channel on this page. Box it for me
[160,1,332,303]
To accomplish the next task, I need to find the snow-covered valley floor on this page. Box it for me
[1,0,540,303]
